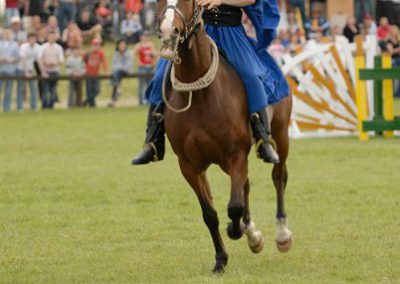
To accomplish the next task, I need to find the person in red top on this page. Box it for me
[134,31,157,105]
[125,0,143,14]
[5,0,20,27]
[377,17,391,42]
[84,37,108,107]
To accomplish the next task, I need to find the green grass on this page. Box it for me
[1,107,400,283]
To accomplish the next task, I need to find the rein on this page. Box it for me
[162,36,220,113]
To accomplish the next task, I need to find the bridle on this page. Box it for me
[157,1,204,44]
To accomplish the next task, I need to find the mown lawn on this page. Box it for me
[0,107,400,283]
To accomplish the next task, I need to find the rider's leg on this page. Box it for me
[250,109,279,163]
[131,59,169,165]
[131,104,165,165]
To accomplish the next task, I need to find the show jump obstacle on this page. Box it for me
[284,35,399,140]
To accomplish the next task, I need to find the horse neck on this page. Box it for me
[173,29,213,83]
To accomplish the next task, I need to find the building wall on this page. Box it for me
[327,0,354,20]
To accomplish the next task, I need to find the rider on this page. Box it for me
[131,0,289,165]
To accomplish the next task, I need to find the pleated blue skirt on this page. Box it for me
[145,24,289,113]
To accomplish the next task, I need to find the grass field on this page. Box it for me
[1,107,400,283]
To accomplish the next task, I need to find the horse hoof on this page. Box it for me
[212,264,225,274]
[226,222,244,240]
[276,236,293,253]
[249,235,264,254]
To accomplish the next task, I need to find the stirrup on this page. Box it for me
[254,137,279,164]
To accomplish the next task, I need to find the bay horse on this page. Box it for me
[156,0,293,273]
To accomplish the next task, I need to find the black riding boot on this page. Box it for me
[131,105,165,165]
[250,109,279,164]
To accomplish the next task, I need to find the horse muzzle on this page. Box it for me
[158,28,180,60]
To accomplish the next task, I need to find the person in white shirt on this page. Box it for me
[17,33,42,111]
[0,28,19,113]
[120,12,142,44]
[39,31,65,109]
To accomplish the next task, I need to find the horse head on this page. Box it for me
[156,0,204,60]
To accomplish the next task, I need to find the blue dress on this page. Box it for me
[145,0,289,114]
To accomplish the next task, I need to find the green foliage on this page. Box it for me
[0,108,400,283]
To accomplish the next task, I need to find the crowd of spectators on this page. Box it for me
[0,0,400,112]
[0,0,157,112]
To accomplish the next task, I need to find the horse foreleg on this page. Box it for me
[242,178,264,254]
[178,159,228,273]
[226,153,248,241]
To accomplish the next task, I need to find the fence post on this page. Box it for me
[373,56,383,136]
[354,36,369,141]
[381,53,395,138]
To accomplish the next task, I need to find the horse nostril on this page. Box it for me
[172,27,179,35]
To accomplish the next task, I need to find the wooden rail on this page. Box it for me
[0,73,154,81]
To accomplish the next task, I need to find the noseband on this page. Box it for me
[158,2,204,43]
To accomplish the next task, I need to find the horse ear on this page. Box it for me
[188,34,196,50]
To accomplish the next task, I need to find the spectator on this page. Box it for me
[288,34,301,55]
[17,33,41,111]
[134,31,156,105]
[36,24,48,102]
[108,39,133,107]
[363,14,377,36]
[77,9,103,43]
[61,21,83,49]
[279,29,290,49]
[289,0,307,29]
[386,26,400,66]
[377,17,391,41]
[10,16,27,44]
[343,17,360,43]
[46,15,61,41]
[121,12,143,44]
[37,24,48,45]
[386,26,400,97]
[65,47,85,107]
[0,28,20,112]
[84,37,108,107]
[95,0,113,40]
[29,15,43,33]
[5,0,20,27]
[24,0,45,20]
[125,0,143,14]
[39,31,64,109]
[57,0,76,33]
[355,0,375,24]
[287,11,300,35]
[304,9,330,39]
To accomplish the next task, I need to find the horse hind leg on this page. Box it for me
[242,178,264,254]
[271,101,294,253]
[226,153,248,241]
[178,159,228,273]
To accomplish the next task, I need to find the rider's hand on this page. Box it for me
[196,0,223,10]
